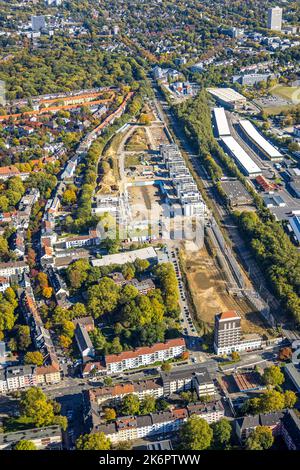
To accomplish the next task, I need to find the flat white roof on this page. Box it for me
[207,88,246,103]
[213,107,231,137]
[91,247,158,267]
[221,136,262,175]
[239,120,282,159]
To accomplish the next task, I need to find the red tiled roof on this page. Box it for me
[219,311,240,320]
[105,338,185,364]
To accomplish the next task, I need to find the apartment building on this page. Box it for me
[214,311,242,355]
[0,425,62,450]
[160,144,206,218]
[104,338,186,374]
[0,276,10,293]
[0,261,29,278]
[161,367,215,398]
[214,311,263,355]
[0,365,37,393]
[235,412,284,443]
[267,7,282,31]
[281,410,300,450]
[63,229,100,249]
[92,401,224,444]
[88,378,164,407]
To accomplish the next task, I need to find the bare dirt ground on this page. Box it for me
[128,184,163,211]
[181,244,269,336]
[149,125,170,149]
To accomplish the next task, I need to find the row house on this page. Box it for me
[12,230,26,258]
[46,266,70,306]
[0,165,30,181]
[21,286,61,386]
[105,338,186,374]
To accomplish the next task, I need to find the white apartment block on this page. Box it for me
[105,338,186,374]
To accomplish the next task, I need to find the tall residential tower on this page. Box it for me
[267,7,283,31]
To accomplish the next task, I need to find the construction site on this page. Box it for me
[180,244,270,337]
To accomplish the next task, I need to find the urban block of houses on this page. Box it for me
[88,401,224,444]
[85,366,215,409]
[235,410,300,450]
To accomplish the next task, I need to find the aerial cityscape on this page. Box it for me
[0,0,299,459]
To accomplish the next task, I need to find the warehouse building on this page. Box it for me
[213,107,231,137]
[220,179,253,207]
[207,88,247,110]
[239,120,283,162]
[221,136,262,177]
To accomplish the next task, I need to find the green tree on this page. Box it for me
[284,390,297,409]
[246,426,274,450]
[20,388,55,428]
[76,432,111,450]
[16,325,31,351]
[180,415,213,450]
[161,362,172,373]
[24,351,44,366]
[14,440,37,450]
[260,390,285,413]
[231,351,240,362]
[134,258,150,273]
[140,395,156,415]
[87,278,120,318]
[263,366,284,387]
[211,418,232,449]
[0,236,9,257]
[121,394,140,416]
